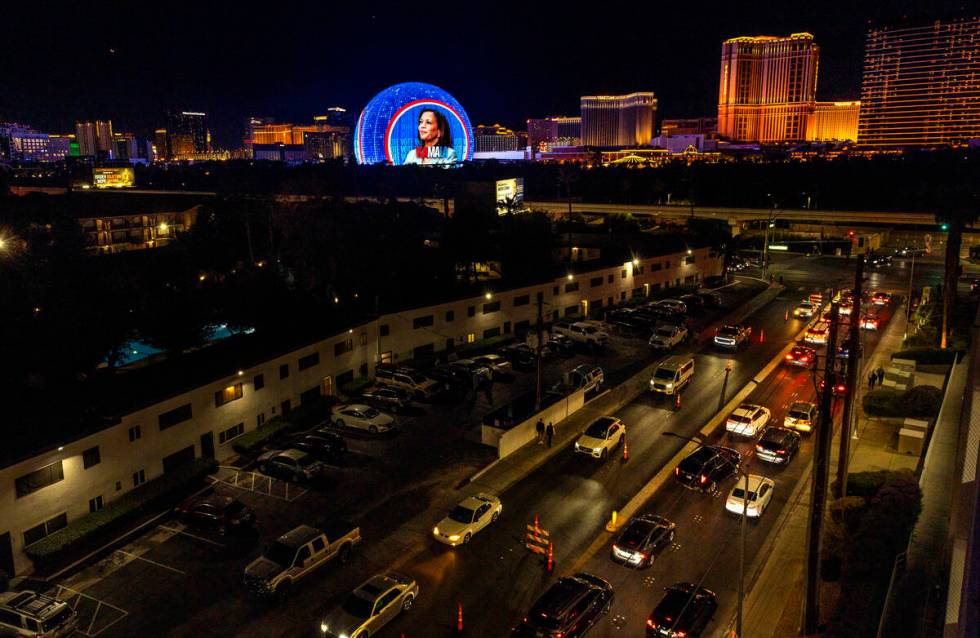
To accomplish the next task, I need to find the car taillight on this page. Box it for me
[700,474,708,484]
[785,354,793,360]
[676,632,687,638]
[646,619,657,628]
[801,356,809,362]
[675,467,680,476]
[778,449,786,454]
[756,445,764,452]
[612,544,619,552]
[837,384,846,393]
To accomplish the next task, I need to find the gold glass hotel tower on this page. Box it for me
[858,17,980,147]
[580,93,657,147]
[718,33,820,143]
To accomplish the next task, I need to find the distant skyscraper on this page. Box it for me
[475,124,520,152]
[661,117,718,137]
[717,33,820,143]
[0,123,52,162]
[858,17,980,147]
[75,120,114,158]
[166,111,210,159]
[527,116,582,151]
[580,93,656,146]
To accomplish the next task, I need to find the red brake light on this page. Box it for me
[646,619,657,628]
[700,474,708,484]
[778,449,786,454]
[837,384,846,392]
[677,632,687,638]
[785,354,793,360]
[675,467,680,476]
[801,355,809,362]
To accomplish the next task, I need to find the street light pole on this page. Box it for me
[663,431,747,638]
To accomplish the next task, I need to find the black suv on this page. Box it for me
[499,344,538,369]
[512,572,613,637]
[646,582,718,637]
[674,446,741,492]
[292,432,348,464]
[611,514,676,568]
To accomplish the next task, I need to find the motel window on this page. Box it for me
[128,425,142,442]
[219,422,245,444]
[214,383,243,407]
[299,351,321,369]
[590,276,603,287]
[565,282,579,293]
[133,469,146,487]
[254,373,265,390]
[159,403,192,430]
[23,513,67,546]
[15,461,65,498]
[513,295,530,307]
[413,315,434,329]
[379,324,390,337]
[483,301,501,314]
[445,310,455,321]
[89,495,104,513]
[333,340,353,357]
[279,363,289,379]
[83,446,101,469]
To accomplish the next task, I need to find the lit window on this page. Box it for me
[466,333,476,343]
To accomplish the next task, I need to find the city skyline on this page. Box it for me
[1,0,973,147]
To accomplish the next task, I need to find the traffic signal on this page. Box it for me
[940,223,950,231]
[848,230,855,239]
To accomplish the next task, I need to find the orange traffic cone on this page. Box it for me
[534,513,539,530]
[547,542,554,572]
[759,328,765,343]
[784,309,789,321]
[726,358,733,372]
[675,392,682,410]
[622,438,629,461]
[457,603,464,633]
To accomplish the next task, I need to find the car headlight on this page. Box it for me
[666,383,673,388]
[448,534,461,542]
[433,526,439,535]
[320,622,328,634]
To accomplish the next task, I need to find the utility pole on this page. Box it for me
[836,256,864,498]
[535,293,544,412]
[904,251,917,340]
[804,301,840,635]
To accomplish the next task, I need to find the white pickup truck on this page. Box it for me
[554,322,609,347]
[244,521,361,598]
[649,324,688,350]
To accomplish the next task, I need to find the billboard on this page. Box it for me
[495,178,525,214]
[92,166,135,188]
[355,82,474,166]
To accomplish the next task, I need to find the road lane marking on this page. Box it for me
[114,550,185,575]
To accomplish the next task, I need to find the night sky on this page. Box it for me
[2,0,973,147]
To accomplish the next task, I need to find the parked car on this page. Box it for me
[567,364,604,392]
[0,590,78,638]
[511,573,614,637]
[606,307,651,332]
[319,572,418,638]
[432,493,502,546]
[674,445,741,493]
[472,354,515,379]
[426,365,472,392]
[697,290,723,308]
[678,294,704,313]
[554,322,609,347]
[574,416,626,460]
[331,404,395,434]
[545,333,577,355]
[256,449,325,483]
[649,324,688,350]
[375,366,441,399]
[292,432,348,464]
[714,324,751,349]
[244,522,361,598]
[360,385,411,412]
[784,345,817,368]
[611,514,675,568]
[656,299,688,315]
[499,343,538,369]
[784,401,819,433]
[725,403,771,437]
[449,358,493,387]
[645,582,718,638]
[755,427,801,464]
[175,494,255,534]
[793,300,817,318]
[725,475,776,518]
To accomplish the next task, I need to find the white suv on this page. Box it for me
[725,404,771,437]
[0,591,78,637]
[575,416,626,460]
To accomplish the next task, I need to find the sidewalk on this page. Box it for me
[738,302,961,637]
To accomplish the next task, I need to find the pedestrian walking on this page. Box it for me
[546,422,555,448]
[876,366,885,386]
[536,418,545,445]
[868,371,876,389]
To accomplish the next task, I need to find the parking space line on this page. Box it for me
[211,466,309,501]
[158,524,226,548]
[115,549,185,575]
[52,585,128,638]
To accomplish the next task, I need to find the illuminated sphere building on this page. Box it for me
[354,82,474,165]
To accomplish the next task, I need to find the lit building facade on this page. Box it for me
[581,93,656,146]
[858,17,980,147]
[166,111,210,160]
[809,101,860,142]
[74,121,114,158]
[475,124,521,152]
[661,116,718,137]
[247,119,352,160]
[717,33,820,143]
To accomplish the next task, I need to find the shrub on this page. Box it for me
[25,458,217,566]
[862,385,942,418]
[893,347,958,365]
[232,416,293,454]
[846,470,892,499]
[340,376,373,397]
[452,333,516,358]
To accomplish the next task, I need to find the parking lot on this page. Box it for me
[45,282,761,638]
